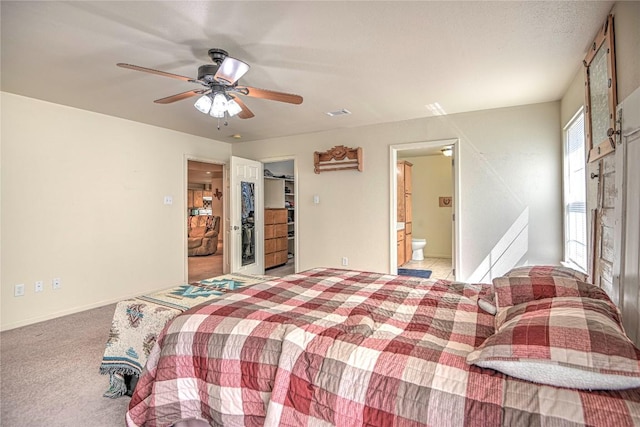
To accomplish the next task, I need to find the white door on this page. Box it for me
[229,156,264,274]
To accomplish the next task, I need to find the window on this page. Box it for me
[563,109,587,272]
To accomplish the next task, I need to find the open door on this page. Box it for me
[229,156,264,274]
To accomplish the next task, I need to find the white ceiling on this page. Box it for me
[1,1,613,143]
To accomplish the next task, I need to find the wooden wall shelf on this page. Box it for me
[314,145,363,174]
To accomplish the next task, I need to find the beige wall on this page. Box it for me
[398,155,453,258]
[560,69,585,128]
[233,101,562,282]
[612,1,640,104]
[1,92,231,330]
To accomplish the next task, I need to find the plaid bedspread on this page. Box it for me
[99,273,274,398]
[126,268,640,426]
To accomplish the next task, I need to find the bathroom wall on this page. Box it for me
[399,154,454,258]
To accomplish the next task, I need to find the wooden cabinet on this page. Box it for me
[194,190,203,207]
[188,190,204,208]
[397,164,405,223]
[265,176,295,264]
[397,230,405,267]
[397,161,413,266]
[265,208,288,269]
[404,222,412,265]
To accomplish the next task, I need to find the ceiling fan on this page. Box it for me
[117,48,303,128]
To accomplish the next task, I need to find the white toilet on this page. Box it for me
[411,238,426,261]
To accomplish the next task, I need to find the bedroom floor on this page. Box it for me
[266,258,295,277]
[402,257,454,280]
[188,242,223,282]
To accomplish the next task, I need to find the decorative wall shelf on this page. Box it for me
[313,145,363,174]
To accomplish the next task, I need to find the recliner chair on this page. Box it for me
[188,215,220,256]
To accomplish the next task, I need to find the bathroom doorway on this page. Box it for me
[389,139,460,280]
[187,160,225,282]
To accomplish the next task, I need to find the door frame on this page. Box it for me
[184,155,228,282]
[260,156,299,274]
[389,139,460,276]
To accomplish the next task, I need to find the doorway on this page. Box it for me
[187,160,224,282]
[390,139,460,280]
[262,159,296,276]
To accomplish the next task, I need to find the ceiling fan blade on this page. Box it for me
[238,86,303,105]
[229,95,255,119]
[154,90,207,104]
[117,63,194,82]
[214,57,250,85]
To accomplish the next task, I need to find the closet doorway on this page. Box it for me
[262,159,297,276]
[390,139,460,280]
[187,160,224,282]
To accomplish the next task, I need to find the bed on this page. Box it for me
[126,267,640,426]
[100,273,275,397]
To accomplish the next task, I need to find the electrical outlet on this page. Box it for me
[35,281,44,293]
[15,284,25,297]
[341,257,348,266]
[52,278,62,290]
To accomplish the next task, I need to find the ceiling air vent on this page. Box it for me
[326,109,352,117]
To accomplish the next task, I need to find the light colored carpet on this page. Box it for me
[1,304,129,426]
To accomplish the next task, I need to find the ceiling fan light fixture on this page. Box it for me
[210,93,228,118]
[119,47,302,127]
[214,57,250,85]
[194,95,212,114]
[226,99,242,117]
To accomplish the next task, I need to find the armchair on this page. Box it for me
[188,215,220,256]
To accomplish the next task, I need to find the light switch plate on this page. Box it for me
[15,284,25,297]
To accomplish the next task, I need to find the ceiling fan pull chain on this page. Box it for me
[216,117,230,130]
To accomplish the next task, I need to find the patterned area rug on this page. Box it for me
[99,273,275,398]
[397,268,432,279]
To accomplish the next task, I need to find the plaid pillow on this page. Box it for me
[467,297,640,390]
[443,281,497,315]
[493,275,611,310]
[504,265,588,281]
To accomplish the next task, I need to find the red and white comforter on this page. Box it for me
[126,268,640,426]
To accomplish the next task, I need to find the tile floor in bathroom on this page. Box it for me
[401,257,454,281]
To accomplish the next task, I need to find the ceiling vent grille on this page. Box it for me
[326,109,352,117]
